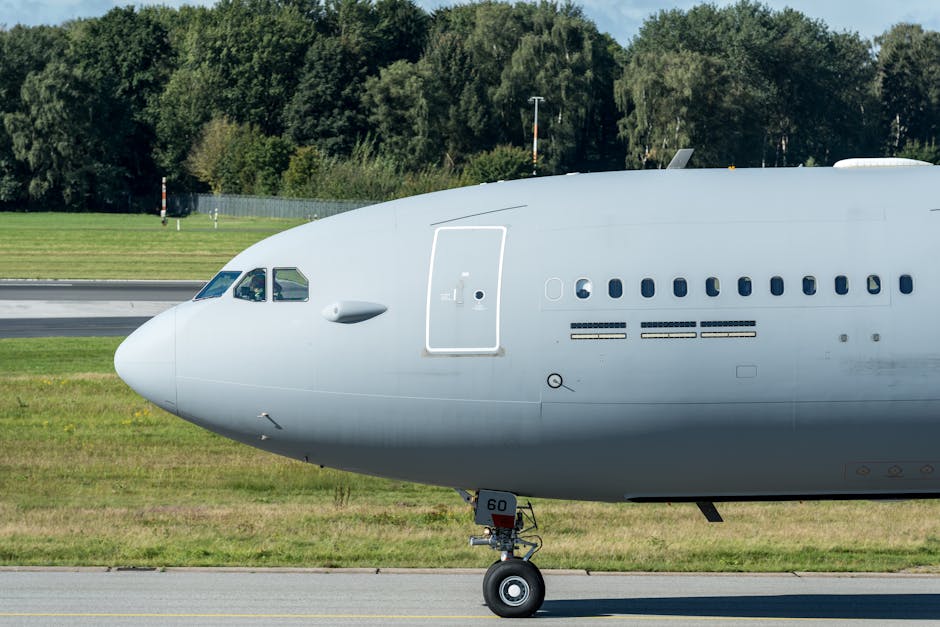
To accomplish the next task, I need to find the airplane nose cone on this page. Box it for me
[114,308,177,413]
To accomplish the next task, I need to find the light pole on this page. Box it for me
[528,96,544,175]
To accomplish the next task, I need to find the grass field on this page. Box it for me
[0,212,305,279]
[3,338,940,571]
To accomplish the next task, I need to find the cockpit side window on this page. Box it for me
[234,268,267,302]
[194,270,241,300]
[273,267,309,302]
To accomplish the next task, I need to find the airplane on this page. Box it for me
[116,152,940,617]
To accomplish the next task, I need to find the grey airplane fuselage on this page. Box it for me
[116,165,940,504]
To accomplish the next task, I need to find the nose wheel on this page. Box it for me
[459,489,544,618]
[483,558,545,618]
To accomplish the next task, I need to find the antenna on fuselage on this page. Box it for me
[667,148,695,170]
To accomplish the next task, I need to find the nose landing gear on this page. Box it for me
[459,489,544,618]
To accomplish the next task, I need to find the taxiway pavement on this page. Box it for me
[1,569,938,626]
[0,280,203,337]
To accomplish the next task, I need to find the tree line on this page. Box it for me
[0,0,938,211]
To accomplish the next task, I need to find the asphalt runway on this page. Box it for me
[1,569,939,626]
[0,280,203,302]
[0,280,203,338]
[0,316,153,338]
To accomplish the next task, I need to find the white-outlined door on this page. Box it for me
[425,226,506,354]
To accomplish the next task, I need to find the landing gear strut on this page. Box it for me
[458,489,544,618]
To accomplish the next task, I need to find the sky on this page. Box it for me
[3,0,940,44]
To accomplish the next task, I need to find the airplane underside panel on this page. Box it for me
[175,374,940,502]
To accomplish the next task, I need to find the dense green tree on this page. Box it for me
[374,0,428,66]
[322,0,377,44]
[196,0,317,134]
[281,145,326,197]
[387,3,504,166]
[187,116,293,195]
[876,23,940,155]
[320,0,425,66]
[5,0,940,209]
[363,60,438,168]
[284,36,369,155]
[492,1,623,172]
[153,64,220,186]
[5,62,127,210]
[418,29,496,163]
[186,116,240,194]
[154,0,317,187]
[0,26,67,113]
[373,1,623,171]
[242,131,294,194]
[618,1,875,168]
[0,25,67,204]
[67,7,174,196]
[285,0,427,156]
[758,11,875,166]
[0,124,23,204]
[618,49,735,168]
[422,3,567,166]
[68,8,172,118]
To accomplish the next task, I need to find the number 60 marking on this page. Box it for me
[487,498,508,512]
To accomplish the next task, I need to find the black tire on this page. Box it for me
[482,560,501,594]
[482,559,545,618]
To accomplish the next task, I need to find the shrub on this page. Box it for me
[463,145,531,184]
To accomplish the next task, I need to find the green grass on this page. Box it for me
[0,337,122,375]
[4,338,940,570]
[0,212,306,279]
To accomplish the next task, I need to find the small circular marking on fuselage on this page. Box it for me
[547,373,563,389]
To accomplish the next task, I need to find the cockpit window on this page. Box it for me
[273,267,309,302]
[234,268,267,302]
[194,270,241,300]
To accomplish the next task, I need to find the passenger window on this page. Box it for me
[803,276,816,296]
[234,268,266,302]
[575,278,592,299]
[608,279,623,299]
[194,270,241,300]
[867,275,881,295]
[641,278,655,298]
[835,275,849,295]
[273,267,309,302]
[705,277,720,297]
[770,276,784,296]
[899,274,914,294]
[673,278,688,298]
[738,277,752,297]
